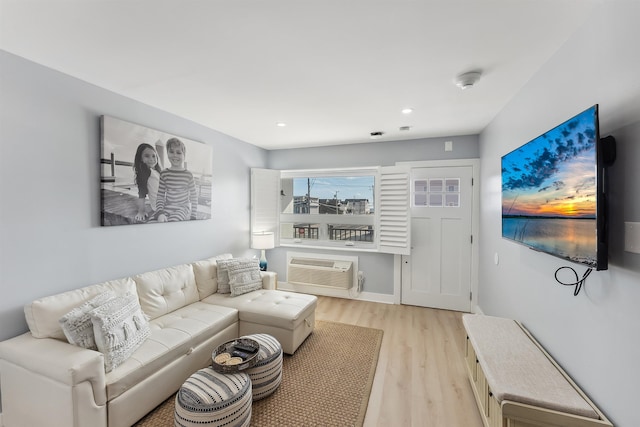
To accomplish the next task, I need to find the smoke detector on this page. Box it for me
[455,71,482,90]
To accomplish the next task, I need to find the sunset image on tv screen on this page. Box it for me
[501,105,598,266]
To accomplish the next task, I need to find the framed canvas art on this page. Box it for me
[100,116,213,226]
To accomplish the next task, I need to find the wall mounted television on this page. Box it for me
[501,104,615,271]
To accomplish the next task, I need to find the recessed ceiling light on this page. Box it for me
[399,126,412,131]
[276,122,287,127]
[370,131,384,140]
[401,108,413,114]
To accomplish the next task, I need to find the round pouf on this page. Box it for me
[174,367,251,427]
[242,333,283,401]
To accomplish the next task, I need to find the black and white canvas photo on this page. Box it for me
[100,116,212,226]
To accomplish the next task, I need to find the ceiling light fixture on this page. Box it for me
[455,71,482,90]
[401,108,413,114]
[276,122,287,127]
[399,126,412,131]
[370,131,384,140]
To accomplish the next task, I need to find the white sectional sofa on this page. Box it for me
[0,255,317,427]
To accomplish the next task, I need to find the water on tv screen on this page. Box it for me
[501,105,605,269]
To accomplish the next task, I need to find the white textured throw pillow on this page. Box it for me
[58,291,116,350]
[192,253,233,298]
[90,292,150,372]
[228,258,263,297]
[216,258,236,293]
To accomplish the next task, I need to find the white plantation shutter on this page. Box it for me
[251,168,280,246]
[377,166,411,255]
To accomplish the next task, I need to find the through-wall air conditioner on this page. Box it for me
[287,257,354,289]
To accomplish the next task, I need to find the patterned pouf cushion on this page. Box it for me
[242,333,283,401]
[174,367,251,427]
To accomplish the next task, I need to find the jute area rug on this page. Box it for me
[134,320,383,427]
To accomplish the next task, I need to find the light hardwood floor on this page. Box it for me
[314,296,484,427]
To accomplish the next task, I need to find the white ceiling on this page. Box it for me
[0,0,597,150]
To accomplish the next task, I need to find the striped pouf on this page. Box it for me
[242,333,283,401]
[174,367,251,427]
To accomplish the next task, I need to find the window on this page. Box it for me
[251,167,411,255]
[413,177,460,207]
[280,171,376,246]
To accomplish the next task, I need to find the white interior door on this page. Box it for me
[401,166,473,311]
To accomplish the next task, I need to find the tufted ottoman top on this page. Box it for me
[205,290,317,330]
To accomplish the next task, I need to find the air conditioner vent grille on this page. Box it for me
[290,258,334,268]
[287,257,354,289]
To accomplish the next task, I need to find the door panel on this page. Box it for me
[401,166,472,311]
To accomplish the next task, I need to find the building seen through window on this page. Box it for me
[281,175,375,243]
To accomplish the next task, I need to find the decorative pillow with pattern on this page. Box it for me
[216,258,237,294]
[90,292,150,372]
[228,258,262,297]
[192,253,234,298]
[58,291,116,350]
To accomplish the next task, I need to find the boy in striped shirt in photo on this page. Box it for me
[156,138,198,222]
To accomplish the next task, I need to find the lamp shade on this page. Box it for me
[252,232,274,250]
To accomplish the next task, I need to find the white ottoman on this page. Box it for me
[204,290,317,354]
[174,367,252,427]
[242,333,283,400]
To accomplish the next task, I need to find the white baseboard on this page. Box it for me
[277,281,394,304]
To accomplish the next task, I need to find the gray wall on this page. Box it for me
[0,51,268,342]
[477,2,640,426]
[267,135,479,295]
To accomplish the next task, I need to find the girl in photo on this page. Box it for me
[133,143,162,222]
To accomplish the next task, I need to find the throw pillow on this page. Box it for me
[216,258,236,294]
[90,292,150,372]
[192,253,233,298]
[58,291,116,350]
[228,258,263,297]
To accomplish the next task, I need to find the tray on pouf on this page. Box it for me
[211,337,261,373]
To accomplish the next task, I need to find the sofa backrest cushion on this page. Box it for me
[133,263,199,320]
[24,277,137,340]
[192,253,233,299]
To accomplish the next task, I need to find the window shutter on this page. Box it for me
[251,168,280,246]
[377,166,411,255]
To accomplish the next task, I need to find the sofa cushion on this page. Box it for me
[133,264,200,320]
[192,253,233,299]
[203,290,317,331]
[228,259,262,297]
[59,291,116,350]
[91,292,151,372]
[25,277,137,340]
[105,302,238,401]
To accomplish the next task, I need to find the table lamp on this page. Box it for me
[252,231,275,271]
